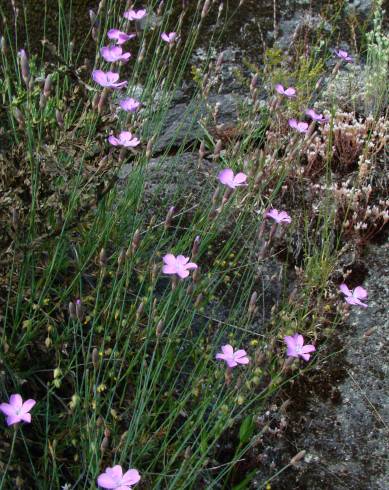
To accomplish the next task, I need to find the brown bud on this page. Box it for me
[100,436,109,452]
[194,293,203,308]
[290,450,306,466]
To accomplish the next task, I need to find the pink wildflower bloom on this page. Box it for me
[275,84,296,98]
[288,118,309,133]
[100,46,131,63]
[161,32,177,44]
[335,49,353,62]
[97,465,140,490]
[305,109,329,123]
[119,97,141,112]
[162,254,198,279]
[265,209,292,224]
[339,284,368,308]
[108,131,140,148]
[107,29,136,45]
[124,9,147,21]
[92,70,127,89]
[218,168,247,189]
[0,394,36,426]
[215,344,249,368]
[284,334,316,361]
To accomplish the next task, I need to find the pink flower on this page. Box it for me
[288,119,309,133]
[305,109,329,123]
[161,32,177,44]
[265,209,291,224]
[97,465,140,490]
[100,46,131,63]
[215,345,249,368]
[107,29,136,45]
[0,394,36,426]
[284,334,316,361]
[119,97,141,112]
[162,254,198,279]
[275,84,296,98]
[108,131,140,148]
[124,9,147,21]
[339,284,368,308]
[218,168,247,189]
[335,49,353,62]
[92,70,127,89]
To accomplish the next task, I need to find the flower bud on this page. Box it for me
[43,74,53,97]
[19,49,30,87]
[99,248,107,268]
[13,107,25,128]
[68,301,77,320]
[191,235,201,259]
[164,206,175,230]
[56,109,64,128]
[92,348,99,369]
[201,0,211,18]
[75,299,84,322]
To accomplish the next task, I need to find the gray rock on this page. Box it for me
[149,93,242,154]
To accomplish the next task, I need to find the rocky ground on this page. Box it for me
[272,241,389,490]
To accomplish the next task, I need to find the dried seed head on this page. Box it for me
[127,228,141,257]
[11,208,19,230]
[136,301,144,319]
[117,248,126,267]
[146,136,155,159]
[216,51,224,71]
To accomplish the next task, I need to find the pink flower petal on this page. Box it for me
[97,474,118,489]
[9,394,23,408]
[301,345,316,354]
[163,254,177,265]
[20,412,31,423]
[122,469,141,485]
[6,415,21,426]
[218,168,234,186]
[233,172,248,185]
[339,283,352,297]
[0,403,14,416]
[162,264,177,274]
[353,286,367,300]
[177,269,190,279]
[21,399,36,414]
[221,344,234,356]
